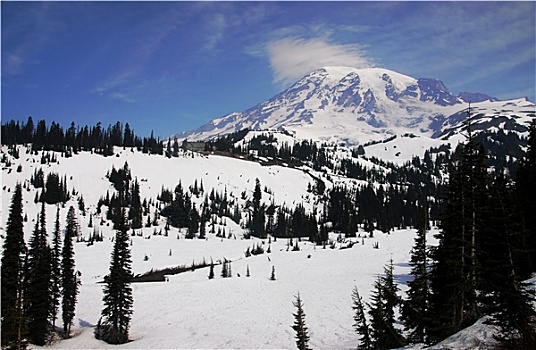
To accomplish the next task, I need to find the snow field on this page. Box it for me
[1,145,433,349]
[47,228,427,349]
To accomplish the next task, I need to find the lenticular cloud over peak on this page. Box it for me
[267,37,374,87]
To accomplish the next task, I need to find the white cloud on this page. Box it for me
[3,51,25,75]
[203,13,227,51]
[266,37,373,86]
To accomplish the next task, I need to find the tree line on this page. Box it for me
[1,117,164,155]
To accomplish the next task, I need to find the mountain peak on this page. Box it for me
[458,91,498,103]
[176,67,532,146]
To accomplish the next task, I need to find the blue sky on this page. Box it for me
[2,1,535,139]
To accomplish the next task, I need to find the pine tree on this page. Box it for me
[96,208,133,344]
[368,260,404,349]
[351,286,371,350]
[50,207,62,330]
[292,293,310,350]
[25,202,52,345]
[221,260,228,278]
[1,184,28,349]
[208,262,215,279]
[62,206,80,338]
[129,179,142,229]
[479,176,536,348]
[270,266,276,281]
[515,119,536,275]
[250,178,266,238]
[428,115,487,342]
[402,202,431,344]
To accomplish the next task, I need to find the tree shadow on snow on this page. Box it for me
[394,262,412,286]
[394,273,413,286]
[79,319,96,328]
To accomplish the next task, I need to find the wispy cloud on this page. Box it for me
[1,2,58,75]
[3,52,25,75]
[110,92,136,103]
[374,2,535,78]
[266,37,374,86]
[90,8,183,103]
[204,13,227,51]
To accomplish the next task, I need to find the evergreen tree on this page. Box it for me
[96,208,133,344]
[129,179,142,229]
[351,286,372,350]
[402,202,431,344]
[292,293,311,350]
[250,178,266,238]
[479,176,536,348]
[368,260,404,349]
[186,205,200,238]
[62,206,80,338]
[515,119,536,274]
[50,207,62,330]
[1,184,28,349]
[221,260,228,278]
[25,202,52,345]
[208,262,215,279]
[198,215,206,239]
[428,117,487,342]
[270,266,276,281]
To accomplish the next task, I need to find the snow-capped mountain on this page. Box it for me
[177,66,535,146]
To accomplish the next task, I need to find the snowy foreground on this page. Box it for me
[1,146,517,349]
[43,229,426,349]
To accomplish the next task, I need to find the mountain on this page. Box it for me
[176,66,535,147]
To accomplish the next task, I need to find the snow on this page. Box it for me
[425,317,499,350]
[2,145,532,349]
[364,134,451,165]
[0,145,418,348]
[0,145,428,349]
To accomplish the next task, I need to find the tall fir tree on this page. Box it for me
[208,262,215,279]
[368,260,404,350]
[129,178,142,229]
[428,115,487,342]
[351,286,372,350]
[61,206,80,338]
[250,178,266,238]
[25,202,53,345]
[1,184,28,349]
[515,119,536,275]
[292,293,311,350]
[402,202,431,344]
[96,208,133,344]
[478,176,536,348]
[50,206,62,330]
[221,260,229,278]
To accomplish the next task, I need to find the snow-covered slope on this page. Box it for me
[176,66,535,147]
[3,140,533,349]
[0,145,430,349]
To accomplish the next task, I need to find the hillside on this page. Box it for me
[1,145,434,349]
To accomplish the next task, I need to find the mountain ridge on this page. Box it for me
[176,66,534,146]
